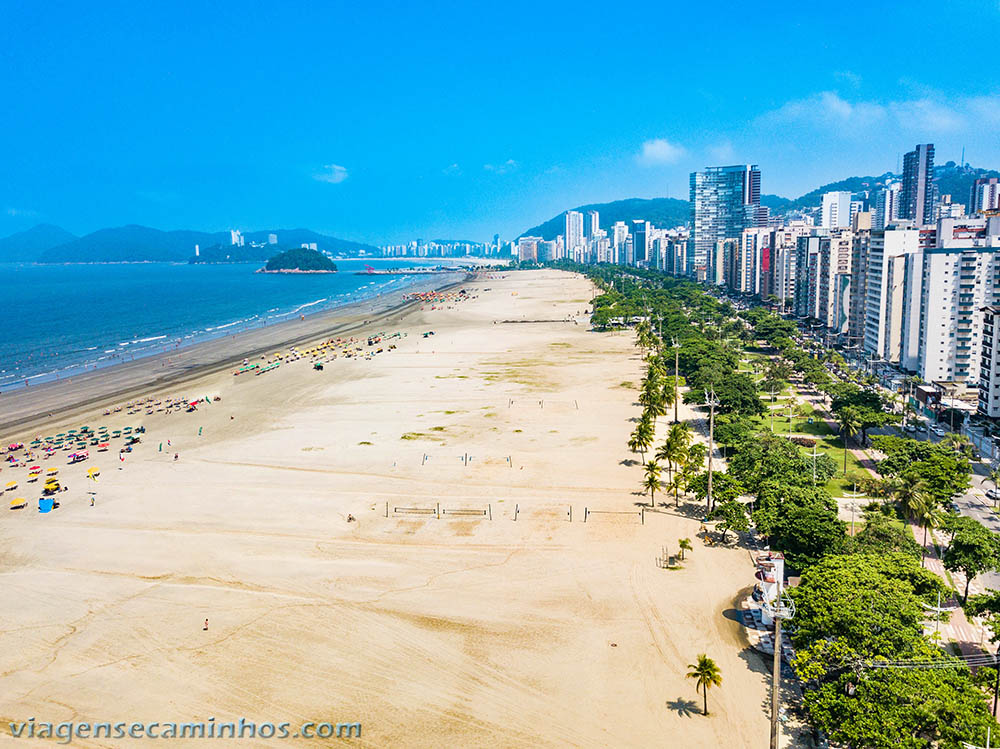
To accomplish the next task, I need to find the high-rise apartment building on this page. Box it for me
[979,306,1000,418]
[585,211,600,239]
[874,182,902,229]
[900,217,1000,384]
[901,144,935,225]
[611,221,628,264]
[565,211,584,257]
[863,228,922,362]
[688,164,762,278]
[971,178,1000,215]
[794,236,822,319]
[517,236,541,263]
[821,191,852,228]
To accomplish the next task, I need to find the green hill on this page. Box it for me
[519,197,689,240]
[263,248,337,272]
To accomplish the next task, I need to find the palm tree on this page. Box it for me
[643,461,662,506]
[668,471,687,507]
[893,474,930,519]
[836,409,862,474]
[656,423,691,482]
[678,538,692,561]
[686,654,723,716]
[941,432,973,458]
[910,493,943,568]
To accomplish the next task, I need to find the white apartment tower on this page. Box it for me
[863,228,921,362]
[565,211,584,257]
[821,191,853,228]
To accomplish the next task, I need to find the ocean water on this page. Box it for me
[0,259,460,390]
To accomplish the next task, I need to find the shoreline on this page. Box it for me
[0,271,468,438]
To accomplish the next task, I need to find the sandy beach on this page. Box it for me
[0,269,770,747]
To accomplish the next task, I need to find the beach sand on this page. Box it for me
[0,269,771,747]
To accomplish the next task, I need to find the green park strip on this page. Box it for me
[564,259,1000,746]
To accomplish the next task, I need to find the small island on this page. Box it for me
[257,248,338,274]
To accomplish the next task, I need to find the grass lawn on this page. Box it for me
[756,416,834,437]
[811,435,871,496]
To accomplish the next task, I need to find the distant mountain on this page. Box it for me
[760,194,792,212]
[0,224,77,262]
[778,173,896,212]
[38,225,379,263]
[520,197,689,239]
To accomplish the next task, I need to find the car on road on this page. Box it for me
[987,488,1000,502]
[948,502,961,514]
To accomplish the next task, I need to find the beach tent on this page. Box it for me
[38,497,53,513]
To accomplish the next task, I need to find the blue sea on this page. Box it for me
[0,259,461,391]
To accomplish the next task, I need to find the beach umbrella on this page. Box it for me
[5,481,16,490]
[87,467,100,481]
[46,468,58,476]
[9,498,26,509]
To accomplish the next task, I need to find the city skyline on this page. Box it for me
[3,0,1000,244]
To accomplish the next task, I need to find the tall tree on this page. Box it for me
[943,517,1000,602]
[686,654,723,716]
[836,407,862,474]
[642,461,662,507]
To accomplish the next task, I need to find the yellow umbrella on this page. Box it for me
[9,497,26,509]
[87,467,100,482]
[5,481,17,490]
[46,468,58,475]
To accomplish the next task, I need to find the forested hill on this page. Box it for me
[519,198,689,240]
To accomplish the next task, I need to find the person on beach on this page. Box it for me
[203,619,209,631]
[174,453,179,461]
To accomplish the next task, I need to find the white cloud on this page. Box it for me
[442,163,462,176]
[636,138,686,166]
[483,159,518,174]
[314,164,349,184]
[759,91,887,135]
[5,206,39,218]
[833,70,862,88]
[707,140,735,163]
[757,90,1000,139]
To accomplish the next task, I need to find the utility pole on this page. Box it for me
[705,388,720,513]
[768,580,795,749]
[672,337,680,424]
[769,385,779,432]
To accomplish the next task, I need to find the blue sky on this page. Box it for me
[2,0,1000,244]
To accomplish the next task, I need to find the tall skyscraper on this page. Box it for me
[901,144,935,225]
[631,220,649,264]
[585,210,599,239]
[821,191,852,228]
[564,211,584,257]
[688,165,762,278]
